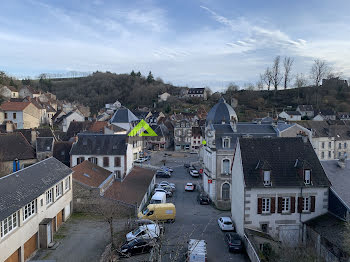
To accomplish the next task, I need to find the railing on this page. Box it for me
[244,233,261,262]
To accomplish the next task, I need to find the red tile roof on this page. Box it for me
[88,121,108,133]
[0,102,30,111]
[72,160,112,188]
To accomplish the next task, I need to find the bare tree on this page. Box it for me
[256,80,264,91]
[294,73,308,104]
[310,59,329,87]
[260,67,273,91]
[271,56,283,91]
[283,57,294,89]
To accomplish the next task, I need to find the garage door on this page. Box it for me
[278,225,300,246]
[5,248,20,262]
[57,210,63,228]
[24,233,37,261]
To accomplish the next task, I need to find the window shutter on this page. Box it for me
[310,196,316,212]
[257,198,262,214]
[297,197,303,213]
[277,197,282,213]
[271,197,276,213]
[291,197,296,213]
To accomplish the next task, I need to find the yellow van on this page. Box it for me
[138,203,176,222]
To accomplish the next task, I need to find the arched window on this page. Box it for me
[88,157,98,165]
[222,159,230,174]
[222,183,230,200]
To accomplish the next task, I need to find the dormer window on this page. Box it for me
[263,170,271,186]
[223,138,230,148]
[304,170,311,185]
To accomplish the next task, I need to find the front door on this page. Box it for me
[47,222,52,246]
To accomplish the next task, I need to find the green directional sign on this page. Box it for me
[128,119,158,137]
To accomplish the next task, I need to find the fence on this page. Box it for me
[244,233,261,262]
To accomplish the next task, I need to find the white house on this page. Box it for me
[158,92,171,102]
[70,134,133,180]
[56,110,85,132]
[0,157,73,262]
[187,88,207,100]
[296,105,314,118]
[231,137,330,245]
[0,86,19,99]
[278,111,302,121]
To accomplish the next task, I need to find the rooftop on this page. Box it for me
[110,107,139,124]
[36,137,55,152]
[72,160,112,188]
[0,101,30,111]
[0,133,35,161]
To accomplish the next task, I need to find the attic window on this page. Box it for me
[83,173,90,178]
[263,171,271,186]
[223,138,230,148]
[304,170,311,185]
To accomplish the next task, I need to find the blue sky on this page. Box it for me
[1,0,350,91]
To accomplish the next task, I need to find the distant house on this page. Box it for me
[0,158,73,262]
[109,107,139,132]
[145,123,171,151]
[53,141,73,167]
[146,111,165,124]
[191,126,203,151]
[70,134,133,179]
[275,122,312,139]
[174,119,192,151]
[19,85,40,98]
[0,101,41,129]
[296,105,314,118]
[337,112,350,121]
[56,110,85,132]
[0,133,36,175]
[0,86,19,99]
[313,110,336,121]
[187,88,207,100]
[36,137,54,161]
[231,137,330,245]
[278,110,302,121]
[158,92,171,102]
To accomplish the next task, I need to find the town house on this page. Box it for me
[0,157,73,262]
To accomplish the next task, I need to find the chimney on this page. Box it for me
[31,130,37,146]
[6,121,13,133]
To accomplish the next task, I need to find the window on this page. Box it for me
[321,152,325,159]
[304,170,311,185]
[282,197,290,213]
[222,183,230,200]
[115,170,121,179]
[339,143,342,149]
[328,151,331,158]
[46,188,53,205]
[345,143,347,149]
[223,138,230,148]
[64,177,70,191]
[339,152,342,158]
[88,157,98,165]
[222,159,230,174]
[321,142,325,149]
[1,212,18,238]
[115,157,121,167]
[4,112,7,119]
[263,171,271,186]
[262,198,271,213]
[23,200,36,221]
[261,223,268,233]
[302,197,310,212]
[77,157,85,164]
[13,113,16,119]
[56,182,63,198]
[328,142,331,148]
[103,157,109,167]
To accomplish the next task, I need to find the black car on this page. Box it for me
[225,233,244,253]
[197,193,211,205]
[119,238,153,257]
[155,170,171,178]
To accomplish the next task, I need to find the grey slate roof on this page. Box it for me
[0,133,35,161]
[276,122,293,132]
[36,137,54,152]
[285,111,301,116]
[206,98,237,125]
[110,107,139,123]
[70,134,127,156]
[0,157,72,221]
[322,160,350,208]
[239,137,330,188]
[151,124,170,137]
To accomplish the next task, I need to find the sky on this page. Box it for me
[1,0,350,91]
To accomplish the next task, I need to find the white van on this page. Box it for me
[126,224,160,241]
[150,192,166,204]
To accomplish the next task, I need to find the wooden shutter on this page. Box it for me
[298,197,303,213]
[277,197,282,213]
[310,196,316,212]
[257,198,262,214]
[271,197,276,213]
[291,197,296,213]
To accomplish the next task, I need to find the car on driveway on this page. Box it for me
[119,238,154,257]
[197,193,211,205]
[225,233,244,253]
[185,183,195,191]
[190,169,199,177]
[218,217,234,231]
[157,181,176,190]
[155,170,171,178]
[155,187,172,197]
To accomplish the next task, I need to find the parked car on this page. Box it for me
[190,169,199,177]
[157,181,176,189]
[197,193,211,205]
[186,239,207,262]
[155,170,171,178]
[185,183,195,191]
[119,238,153,257]
[218,217,235,231]
[225,233,243,253]
[138,203,176,222]
[126,224,160,242]
[155,187,172,197]
[158,184,174,193]
[150,192,166,204]
[189,166,196,172]
[134,157,147,163]
[184,163,190,168]
[161,166,173,172]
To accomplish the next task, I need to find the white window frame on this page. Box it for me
[262,198,271,214]
[263,171,271,186]
[64,177,70,191]
[302,197,310,212]
[223,138,230,149]
[23,200,36,221]
[56,182,63,199]
[282,197,290,213]
[222,159,230,174]
[321,152,325,159]
[321,142,325,149]
[88,157,98,165]
[46,188,53,205]
[304,170,311,185]
[1,212,18,238]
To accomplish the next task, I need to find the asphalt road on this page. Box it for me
[157,160,249,262]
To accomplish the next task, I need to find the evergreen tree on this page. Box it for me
[147,71,154,83]
[130,70,136,77]
[136,71,141,77]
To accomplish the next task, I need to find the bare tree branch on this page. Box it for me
[271,56,283,91]
[283,57,294,89]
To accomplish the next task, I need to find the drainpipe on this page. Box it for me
[300,186,303,244]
